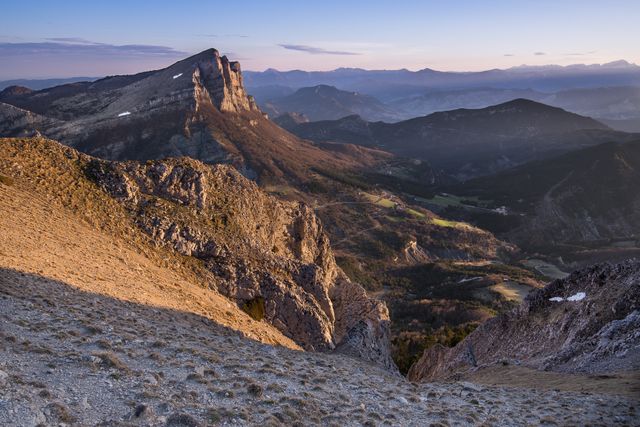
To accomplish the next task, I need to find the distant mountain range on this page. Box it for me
[281,98,639,179]
[0,77,99,91]
[248,82,640,128]
[388,86,640,123]
[245,61,640,99]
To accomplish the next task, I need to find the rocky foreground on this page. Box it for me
[1,138,639,425]
[1,268,638,426]
[409,260,640,382]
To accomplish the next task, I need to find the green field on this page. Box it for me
[430,217,477,231]
[406,208,426,219]
[362,192,396,208]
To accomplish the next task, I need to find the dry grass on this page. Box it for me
[0,137,300,351]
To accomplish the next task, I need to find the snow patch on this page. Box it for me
[172,73,183,79]
[458,277,483,283]
[567,292,586,301]
[117,111,131,117]
[549,291,586,302]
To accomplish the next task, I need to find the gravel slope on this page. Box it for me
[1,268,637,426]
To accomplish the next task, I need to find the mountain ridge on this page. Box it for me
[409,260,640,382]
[260,84,400,122]
[283,98,635,178]
[0,48,390,185]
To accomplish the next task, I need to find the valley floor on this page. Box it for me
[1,268,638,426]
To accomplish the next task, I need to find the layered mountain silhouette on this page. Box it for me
[284,99,639,178]
[386,86,640,122]
[0,76,99,91]
[259,84,401,122]
[455,140,640,247]
[245,61,640,99]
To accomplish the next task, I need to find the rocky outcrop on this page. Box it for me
[194,49,258,113]
[85,151,394,367]
[408,259,640,381]
[332,276,395,370]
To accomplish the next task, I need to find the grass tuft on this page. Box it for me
[0,174,14,186]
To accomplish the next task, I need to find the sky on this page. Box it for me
[1,0,639,79]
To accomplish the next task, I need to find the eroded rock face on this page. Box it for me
[408,260,640,381]
[87,155,394,367]
[196,51,257,113]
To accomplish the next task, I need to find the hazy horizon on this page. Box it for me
[2,0,639,79]
[1,57,638,82]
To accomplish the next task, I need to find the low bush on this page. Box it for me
[0,174,14,186]
[241,297,265,321]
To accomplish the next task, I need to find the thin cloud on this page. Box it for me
[565,50,597,56]
[534,51,546,56]
[0,41,186,57]
[279,44,360,56]
[504,53,515,57]
[199,34,249,38]
[45,37,103,45]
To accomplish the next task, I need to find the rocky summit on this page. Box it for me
[0,49,387,185]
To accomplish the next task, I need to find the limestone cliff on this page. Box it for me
[194,49,258,113]
[77,143,395,368]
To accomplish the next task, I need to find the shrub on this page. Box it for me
[247,383,264,397]
[166,413,201,427]
[392,323,479,375]
[241,297,265,321]
[46,402,76,423]
[0,174,14,186]
[93,351,129,371]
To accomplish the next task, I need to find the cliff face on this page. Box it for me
[76,143,394,368]
[194,50,258,113]
[408,260,640,381]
